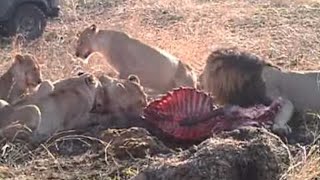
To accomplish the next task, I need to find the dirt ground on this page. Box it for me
[1,0,320,179]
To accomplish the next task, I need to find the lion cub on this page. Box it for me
[0,54,42,104]
[75,24,197,93]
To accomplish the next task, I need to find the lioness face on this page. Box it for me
[115,75,148,115]
[12,54,42,89]
[75,24,98,59]
[92,75,148,116]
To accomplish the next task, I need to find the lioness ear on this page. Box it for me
[116,83,126,90]
[77,71,85,76]
[174,61,188,79]
[85,75,96,85]
[90,24,97,32]
[128,74,140,84]
[14,54,24,64]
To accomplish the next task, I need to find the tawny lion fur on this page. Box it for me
[0,99,41,141]
[199,48,299,136]
[12,73,101,143]
[13,80,54,107]
[75,24,197,93]
[199,48,278,107]
[91,73,148,116]
[13,72,101,107]
[0,54,42,104]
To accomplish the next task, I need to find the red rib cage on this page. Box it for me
[143,87,282,141]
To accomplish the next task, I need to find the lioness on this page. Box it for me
[91,74,148,117]
[0,54,42,104]
[13,72,96,107]
[75,24,197,93]
[13,73,101,143]
[198,47,320,136]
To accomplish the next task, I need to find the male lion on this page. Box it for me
[75,24,197,93]
[91,73,148,117]
[199,48,273,107]
[12,73,101,143]
[0,54,42,104]
[199,48,296,136]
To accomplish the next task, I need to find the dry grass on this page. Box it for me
[1,0,320,179]
[2,0,320,77]
[282,145,320,180]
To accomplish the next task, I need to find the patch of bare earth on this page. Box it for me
[1,0,320,179]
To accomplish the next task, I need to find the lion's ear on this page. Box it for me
[116,83,127,92]
[14,54,24,64]
[128,74,140,84]
[77,71,86,76]
[85,74,97,85]
[176,62,188,76]
[76,32,81,37]
[90,24,97,32]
